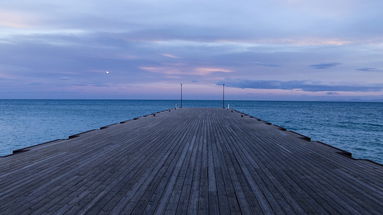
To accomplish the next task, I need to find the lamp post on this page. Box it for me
[180,83,183,108]
[222,83,225,109]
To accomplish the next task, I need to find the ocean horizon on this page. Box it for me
[0,99,382,164]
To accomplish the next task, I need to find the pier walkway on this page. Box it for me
[0,108,382,214]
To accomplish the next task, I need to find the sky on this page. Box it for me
[0,0,383,100]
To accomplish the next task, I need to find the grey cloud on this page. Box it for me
[326,92,338,95]
[222,80,383,92]
[356,67,379,72]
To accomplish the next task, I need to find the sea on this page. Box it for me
[0,100,382,164]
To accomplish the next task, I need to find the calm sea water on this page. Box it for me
[0,100,382,163]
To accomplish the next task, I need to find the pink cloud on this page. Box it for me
[0,10,37,28]
[0,72,14,79]
[194,67,232,75]
[140,66,233,76]
[161,53,179,59]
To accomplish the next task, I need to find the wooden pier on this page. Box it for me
[0,108,382,214]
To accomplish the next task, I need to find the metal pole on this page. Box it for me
[222,83,225,109]
[180,83,183,108]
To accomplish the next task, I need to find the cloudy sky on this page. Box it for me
[0,0,383,100]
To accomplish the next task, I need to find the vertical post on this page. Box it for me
[180,83,183,108]
[222,83,225,109]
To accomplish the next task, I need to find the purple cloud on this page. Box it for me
[310,63,341,70]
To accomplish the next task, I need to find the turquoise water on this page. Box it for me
[0,100,382,164]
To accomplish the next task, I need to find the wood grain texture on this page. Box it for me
[0,108,382,214]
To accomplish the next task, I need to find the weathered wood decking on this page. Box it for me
[0,108,382,214]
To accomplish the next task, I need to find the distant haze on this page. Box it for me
[0,0,383,100]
